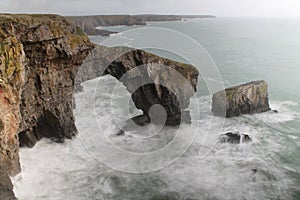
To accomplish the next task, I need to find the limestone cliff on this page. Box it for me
[77,45,199,125]
[0,14,94,178]
[212,80,270,117]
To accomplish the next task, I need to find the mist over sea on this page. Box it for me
[13,18,300,200]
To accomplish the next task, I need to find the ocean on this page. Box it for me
[12,18,300,200]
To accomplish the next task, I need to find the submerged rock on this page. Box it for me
[219,132,252,144]
[212,80,270,117]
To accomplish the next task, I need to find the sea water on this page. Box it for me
[12,18,300,200]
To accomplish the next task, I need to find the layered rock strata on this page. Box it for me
[0,14,93,177]
[212,80,270,117]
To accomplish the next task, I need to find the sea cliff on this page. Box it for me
[0,14,94,199]
[0,14,200,199]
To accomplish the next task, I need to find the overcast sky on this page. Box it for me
[0,0,300,17]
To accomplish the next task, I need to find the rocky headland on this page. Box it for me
[66,14,216,36]
[0,13,271,200]
[66,15,146,36]
[0,14,200,199]
[136,14,216,22]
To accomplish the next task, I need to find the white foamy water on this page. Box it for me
[12,18,300,199]
[12,76,299,200]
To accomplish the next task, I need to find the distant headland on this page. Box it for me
[66,14,216,36]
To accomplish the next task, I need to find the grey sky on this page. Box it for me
[0,0,300,17]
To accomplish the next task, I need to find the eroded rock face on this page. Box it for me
[212,80,270,117]
[0,164,17,200]
[0,14,93,176]
[0,20,26,175]
[77,45,199,126]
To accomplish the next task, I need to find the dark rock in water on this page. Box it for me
[131,114,151,126]
[118,111,167,135]
[0,165,17,200]
[219,132,252,144]
[117,111,172,135]
[78,45,199,126]
[19,130,38,148]
[116,115,150,135]
[212,80,271,117]
[116,130,125,136]
[273,110,279,113]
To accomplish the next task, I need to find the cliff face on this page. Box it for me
[0,164,16,200]
[0,14,94,177]
[77,45,199,125]
[212,80,270,117]
[66,15,146,36]
[0,28,25,176]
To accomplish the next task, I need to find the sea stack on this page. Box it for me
[212,80,271,117]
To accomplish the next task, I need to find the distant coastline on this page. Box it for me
[66,14,216,36]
